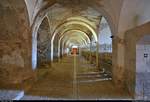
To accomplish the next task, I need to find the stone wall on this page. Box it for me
[53,36,59,62]
[0,0,33,84]
[81,51,112,73]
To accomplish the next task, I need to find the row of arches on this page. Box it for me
[0,0,150,99]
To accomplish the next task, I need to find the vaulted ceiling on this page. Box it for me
[25,0,150,47]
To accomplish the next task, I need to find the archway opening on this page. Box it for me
[37,17,51,68]
[59,30,90,58]
[98,17,112,74]
[80,16,113,75]
[28,1,118,99]
[51,17,98,61]
[32,15,51,70]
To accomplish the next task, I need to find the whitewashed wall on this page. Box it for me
[136,45,150,73]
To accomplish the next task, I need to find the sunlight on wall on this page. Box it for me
[32,39,37,70]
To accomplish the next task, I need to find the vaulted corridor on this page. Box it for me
[0,0,150,101]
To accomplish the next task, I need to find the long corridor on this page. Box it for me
[21,55,130,100]
[0,0,150,101]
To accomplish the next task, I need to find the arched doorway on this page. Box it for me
[98,17,112,74]
[37,17,51,68]
[32,15,51,70]
[27,1,122,99]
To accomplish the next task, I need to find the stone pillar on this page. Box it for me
[53,37,59,62]
[96,41,99,69]
[89,42,92,63]
[46,42,52,66]
[113,36,126,90]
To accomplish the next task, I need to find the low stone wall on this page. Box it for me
[81,51,112,72]
[99,53,112,72]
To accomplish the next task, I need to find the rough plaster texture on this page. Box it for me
[0,0,33,84]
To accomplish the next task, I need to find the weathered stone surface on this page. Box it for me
[0,0,32,84]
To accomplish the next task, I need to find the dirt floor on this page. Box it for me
[21,55,131,100]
